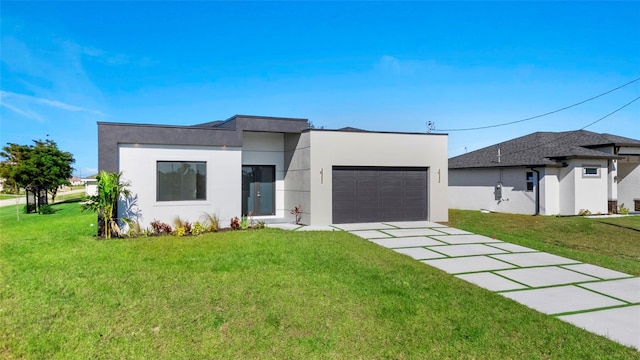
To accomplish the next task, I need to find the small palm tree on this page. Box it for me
[82,170,131,239]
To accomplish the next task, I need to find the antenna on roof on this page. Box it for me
[497,147,501,163]
[427,121,435,133]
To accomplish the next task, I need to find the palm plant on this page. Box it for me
[82,170,131,239]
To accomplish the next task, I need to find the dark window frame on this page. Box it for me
[582,164,601,178]
[156,161,207,202]
[526,171,534,191]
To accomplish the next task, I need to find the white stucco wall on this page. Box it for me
[118,144,242,229]
[241,132,285,218]
[308,131,448,225]
[448,167,537,215]
[617,157,640,212]
[539,167,560,215]
[559,159,608,215]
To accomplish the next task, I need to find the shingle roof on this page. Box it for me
[449,130,640,169]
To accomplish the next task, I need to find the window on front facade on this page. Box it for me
[157,161,206,201]
[526,171,534,191]
[583,167,599,176]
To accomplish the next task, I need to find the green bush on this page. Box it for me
[191,221,206,236]
[618,204,630,215]
[39,204,55,215]
[578,209,592,216]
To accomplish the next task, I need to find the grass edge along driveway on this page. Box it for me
[1,203,639,358]
[448,209,640,276]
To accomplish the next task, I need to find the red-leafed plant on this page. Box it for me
[290,205,303,225]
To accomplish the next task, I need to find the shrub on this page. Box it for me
[123,218,142,238]
[230,217,240,230]
[150,220,172,235]
[290,205,303,224]
[172,216,192,237]
[240,216,249,230]
[81,170,131,239]
[39,204,55,215]
[618,204,630,215]
[202,212,220,232]
[255,220,266,229]
[191,222,205,236]
[578,209,592,216]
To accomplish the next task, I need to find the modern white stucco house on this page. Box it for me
[448,130,640,215]
[98,115,448,227]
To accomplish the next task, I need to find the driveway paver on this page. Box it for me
[579,277,640,303]
[495,267,599,287]
[491,252,579,267]
[500,285,625,314]
[350,230,392,239]
[562,263,633,280]
[384,221,446,228]
[487,243,537,253]
[558,305,640,350]
[292,220,640,350]
[456,272,528,291]
[432,227,473,235]
[332,223,395,231]
[383,228,447,237]
[423,256,516,274]
[370,237,446,248]
[393,247,446,260]
[428,244,508,257]
[430,234,502,244]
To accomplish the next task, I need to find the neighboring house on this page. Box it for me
[98,115,448,227]
[448,130,640,215]
[68,176,83,186]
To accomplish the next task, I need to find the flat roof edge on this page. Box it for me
[97,122,237,131]
[304,129,448,136]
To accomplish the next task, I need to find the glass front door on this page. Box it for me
[242,165,275,216]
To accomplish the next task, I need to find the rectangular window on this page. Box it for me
[584,167,598,175]
[526,171,534,191]
[157,161,206,201]
[582,165,600,178]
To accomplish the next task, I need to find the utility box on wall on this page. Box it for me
[494,182,502,201]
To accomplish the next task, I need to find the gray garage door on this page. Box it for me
[332,166,428,224]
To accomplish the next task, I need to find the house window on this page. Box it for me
[157,161,206,201]
[582,165,600,178]
[526,171,534,191]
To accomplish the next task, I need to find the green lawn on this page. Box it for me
[1,204,639,358]
[448,209,640,276]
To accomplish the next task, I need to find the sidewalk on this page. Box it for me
[270,220,640,351]
[0,189,86,207]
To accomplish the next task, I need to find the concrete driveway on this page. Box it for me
[271,220,640,351]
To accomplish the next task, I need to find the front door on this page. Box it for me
[242,165,275,216]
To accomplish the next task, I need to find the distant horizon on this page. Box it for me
[2,2,638,176]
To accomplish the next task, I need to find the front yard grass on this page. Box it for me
[448,209,640,276]
[1,203,639,358]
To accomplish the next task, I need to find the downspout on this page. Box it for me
[530,168,540,215]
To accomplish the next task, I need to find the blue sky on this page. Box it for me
[1,1,639,176]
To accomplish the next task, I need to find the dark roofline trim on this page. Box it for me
[547,154,625,160]
[450,163,563,170]
[304,128,448,136]
[97,121,237,131]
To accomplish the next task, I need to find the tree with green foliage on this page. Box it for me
[0,139,75,203]
[82,170,131,239]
